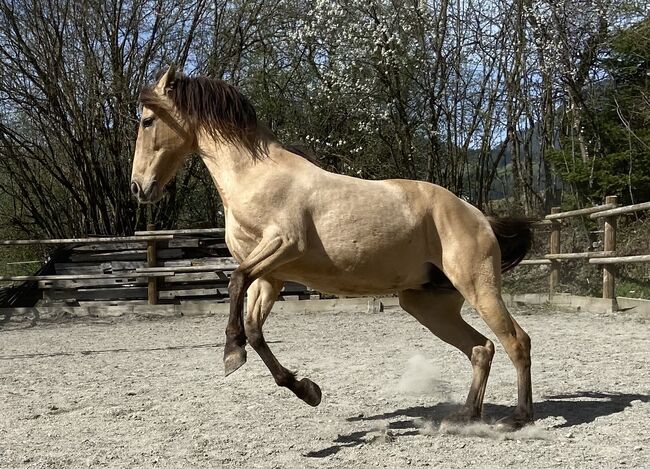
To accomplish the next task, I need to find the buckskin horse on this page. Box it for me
[130,66,534,430]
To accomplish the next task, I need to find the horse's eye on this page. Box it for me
[142,117,155,128]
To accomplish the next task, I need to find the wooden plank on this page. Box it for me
[107,261,148,271]
[159,283,229,292]
[164,272,230,283]
[51,286,255,302]
[39,277,149,289]
[77,300,149,307]
[70,248,183,263]
[589,255,650,265]
[177,300,229,306]
[519,259,552,265]
[72,242,147,252]
[0,235,173,245]
[161,260,193,267]
[137,263,237,274]
[147,223,159,305]
[532,220,554,227]
[167,238,199,248]
[43,287,149,301]
[1,272,168,282]
[135,228,225,236]
[163,257,238,268]
[549,207,561,296]
[54,264,108,274]
[545,251,615,260]
[197,241,228,249]
[70,250,147,262]
[191,257,237,266]
[545,204,617,220]
[160,288,224,299]
[589,201,650,219]
[602,196,618,300]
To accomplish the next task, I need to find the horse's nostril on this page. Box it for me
[131,181,140,197]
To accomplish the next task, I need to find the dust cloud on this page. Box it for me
[388,354,452,399]
[388,355,550,441]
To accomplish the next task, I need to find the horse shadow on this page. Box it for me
[304,391,650,458]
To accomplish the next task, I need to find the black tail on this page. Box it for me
[487,217,534,273]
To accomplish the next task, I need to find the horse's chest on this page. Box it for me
[224,218,263,264]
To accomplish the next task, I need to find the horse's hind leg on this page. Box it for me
[245,277,322,407]
[471,290,533,430]
[399,289,494,423]
[442,245,533,430]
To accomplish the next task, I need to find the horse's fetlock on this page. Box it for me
[274,372,294,388]
[228,270,246,293]
[225,325,242,339]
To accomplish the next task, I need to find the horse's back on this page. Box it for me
[273,174,480,295]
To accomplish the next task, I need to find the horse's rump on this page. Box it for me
[424,217,534,291]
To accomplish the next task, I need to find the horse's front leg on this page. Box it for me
[223,270,252,376]
[223,234,321,405]
[222,234,298,372]
[245,277,322,406]
[224,236,288,375]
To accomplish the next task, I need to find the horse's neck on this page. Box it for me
[197,133,287,212]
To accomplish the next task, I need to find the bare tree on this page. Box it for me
[0,0,207,237]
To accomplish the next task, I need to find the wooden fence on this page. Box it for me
[520,196,650,301]
[2,197,648,309]
[0,227,314,307]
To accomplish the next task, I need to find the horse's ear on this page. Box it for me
[154,65,177,95]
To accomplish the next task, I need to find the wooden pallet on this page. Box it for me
[16,232,316,306]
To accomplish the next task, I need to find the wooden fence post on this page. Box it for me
[602,195,618,301]
[147,223,158,305]
[549,207,561,298]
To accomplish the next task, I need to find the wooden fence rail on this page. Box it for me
[1,228,313,306]
[525,195,650,303]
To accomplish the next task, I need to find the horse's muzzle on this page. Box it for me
[131,179,163,204]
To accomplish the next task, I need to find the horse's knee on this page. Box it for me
[274,370,295,388]
[228,269,249,297]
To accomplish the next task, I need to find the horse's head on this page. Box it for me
[131,65,195,204]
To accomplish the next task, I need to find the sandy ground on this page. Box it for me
[1,304,649,469]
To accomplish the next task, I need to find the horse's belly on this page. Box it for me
[273,253,431,295]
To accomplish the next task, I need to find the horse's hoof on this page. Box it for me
[441,407,481,428]
[494,413,533,432]
[223,347,247,377]
[297,378,322,407]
